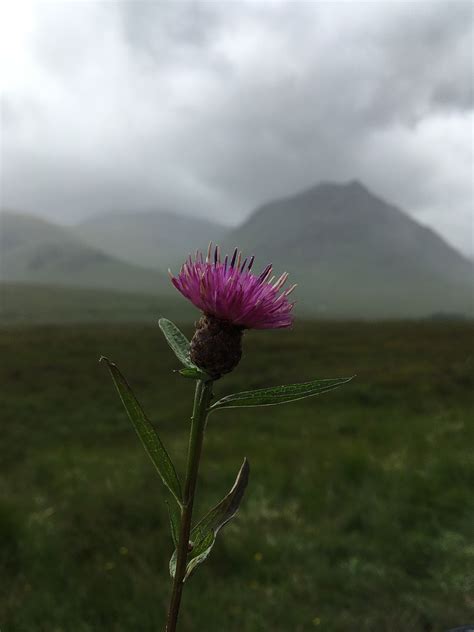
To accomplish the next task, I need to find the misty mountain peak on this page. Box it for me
[344,179,370,194]
[2,180,472,319]
[303,178,367,195]
[285,179,383,220]
[224,180,472,317]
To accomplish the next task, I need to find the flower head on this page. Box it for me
[171,244,296,330]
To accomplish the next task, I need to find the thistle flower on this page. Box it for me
[170,244,296,378]
[171,244,296,330]
[104,243,352,632]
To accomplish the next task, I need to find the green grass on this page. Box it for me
[1,320,473,631]
[0,283,194,325]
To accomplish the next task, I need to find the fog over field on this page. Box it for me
[1,1,473,257]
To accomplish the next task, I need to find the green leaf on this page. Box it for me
[178,367,209,380]
[183,531,215,579]
[170,458,250,580]
[158,318,210,381]
[100,356,182,506]
[158,318,194,369]
[209,376,354,411]
[166,501,181,549]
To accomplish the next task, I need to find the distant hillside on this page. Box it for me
[225,181,473,318]
[0,282,194,325]
[0,212,170,294]
[2,183,472,320]
[75,210,228,270]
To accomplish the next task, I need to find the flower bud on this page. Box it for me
[190,315,243,379]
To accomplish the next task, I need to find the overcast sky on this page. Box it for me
[1,1,472,256]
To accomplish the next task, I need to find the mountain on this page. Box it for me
[0,212,168,294]
[75,210,228,270]
[2,183,472,319]
[225,181,473,318]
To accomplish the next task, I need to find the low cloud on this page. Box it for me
[1,1,472,255]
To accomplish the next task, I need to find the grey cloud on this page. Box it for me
[119,2,220,55]
[1,1,472,255]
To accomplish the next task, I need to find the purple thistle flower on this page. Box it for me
[170,244,296,330]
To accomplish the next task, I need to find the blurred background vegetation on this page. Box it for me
[1,317,473,631]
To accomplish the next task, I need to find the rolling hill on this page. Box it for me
[1,182,472,320]
[0,212,169,294]
[225,181,473,318]
[75,210,228,270]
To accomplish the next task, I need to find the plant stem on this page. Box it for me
[165,379,213,632]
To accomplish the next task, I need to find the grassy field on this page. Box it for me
[0,283,194,325]
[1,320,473,631]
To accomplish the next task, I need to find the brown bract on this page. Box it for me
[190,314,244,379]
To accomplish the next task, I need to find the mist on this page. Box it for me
[1,1,472,256]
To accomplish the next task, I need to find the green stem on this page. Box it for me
[165,379,213,632]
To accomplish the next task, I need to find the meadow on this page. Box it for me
[0,283,194,325]
[1,320,473,631]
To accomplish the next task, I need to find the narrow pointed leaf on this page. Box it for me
[158,318,211,380]
[100,356,182,505]
[158,318,194,369]
[209,376,354,411]
[170,458,250,580]
[166,501,181,549]
[194,458,250,535]
[183,531,215,579]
